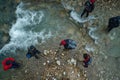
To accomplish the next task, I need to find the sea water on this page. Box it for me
[0,2,53,55]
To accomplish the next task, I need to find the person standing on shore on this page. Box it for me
[106,16,120,32]
[81,0,96,18]
[26,45,41,59]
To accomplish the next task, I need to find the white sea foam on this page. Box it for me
[70,11,96,23]
[61,2,74,10]
[0,2,52,54]
[85,45,94,52]
[88,27,99,44]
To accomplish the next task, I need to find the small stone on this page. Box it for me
[77,73,80,77]
[71,71,74,74]
[62,53,64,56]
[44,50,47,55]
[43,62,46,65]
[55,57,58,60]
[50,50,52,52]
[63,71,66,75]
[25,70,28,73]
[54,52,56,54]
[46,50,49,53]
[56,61,60,65]
[71,58,76,66]
[86,78,88,80]
[47,60,50,63]
[84,74,87,77]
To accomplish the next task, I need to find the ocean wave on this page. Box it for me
[70,11,96,23]
[0,2,52,54]
[88,27,99,44]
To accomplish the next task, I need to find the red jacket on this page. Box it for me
[60,40,66,46]
[83,56,90,63]
[2,57,15,71]
[90,0,96,4]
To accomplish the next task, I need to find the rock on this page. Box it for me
[84,73,87,77]
[71,58,77,66]
[67,58,77,66]
[44,50,47,55]
[43,62,46,65]
[54,52,56,54]
[71,71,74,74]
[52,77,57,80]
[25,70,28,73]
[47,60,50,63]
[62,53,64,56]
[55,57,58,60]
[63,71,66,75]
[56,60,60,65]
[77,73,80,77]
[86,78,88,80]
[49,50,52,53]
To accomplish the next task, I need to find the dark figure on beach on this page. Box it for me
[26,45,41,59]
[81,0,96,17]
[60,39,77,50]
[106,16,120,32]
[83,53,92,68]
[2,57,20,71]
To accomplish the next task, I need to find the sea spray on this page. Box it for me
[61,1,74,11]
[0,2,52,54]
[85,45,94,52]
[88,27,99,44]
[70,11,96,23]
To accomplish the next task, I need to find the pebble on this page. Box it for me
[25,70,28,73]
[71,58,77,66]
[43,62,46,65]
[54,52,56,54]
[56,60,60,65]
[62,53,64,56]
[71,71,74,74]
[77,73,80,77]
[55,57,58,60]
[49,50,52,52]
[44,50,47,55]
[84,74,87,77]
[63,71,66,75]
[47,60,50,63]
[86,78,88,80]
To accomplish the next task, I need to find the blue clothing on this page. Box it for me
[64,39,77,49]
[11,61,20,68]
[107,16,120,32]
